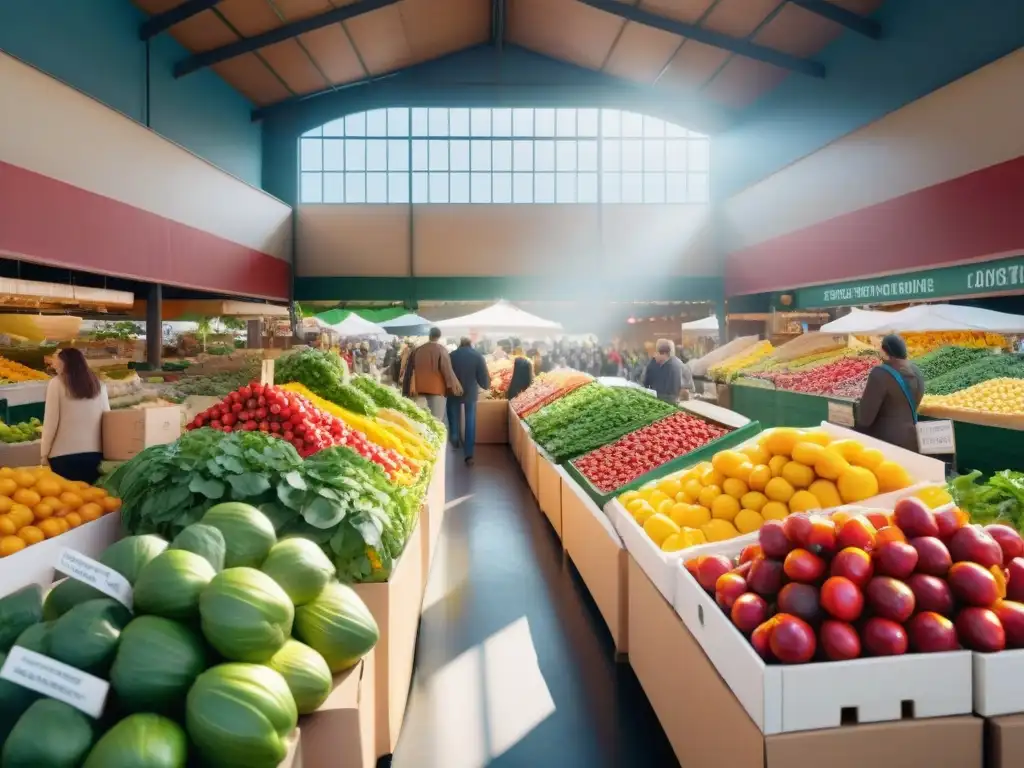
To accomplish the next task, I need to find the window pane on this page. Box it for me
[323,118,344,137]
[534,109,555,137]
[556,108,576,137]
[512,141,533,171]
[492,108,512,136]
[578,172,598,203]
[366,140,388,171]
[601,109,620,137]
[387,108,409,137]
[622,172,643,202]
[450,140,470,171]
[667,173,687,203]
[602,172,621,203]
[300,172,322,203]
[689,139,710,172]
[665,121,687,138]
[535,172,555,202]
[556,141,576,172]
[602,140,620,172]
[621,140,642,171]
[411,108,429,136]
[643,115,665,138]
[449,108,470,136]
[666,140,687,172]
[512,108,533,137]
[688,172,709,202]
[323,172,344,203]
[644,173,666,203]
[367,172,388,202]
[300,138,322,171]
[644,140,665,172]
[388,173,409,203]
[492,140,512,172]
[429,172,449,202]
[535,141,555,171]
[323,140,344,171]
[578,140,598,172]
[412,140,428,171]
[493,173,512,203]
[428,140,448,171]
[345,172,366,202]
[578,109,599,137]
[428,108,448,136]
[303,126,322,137]
[470,172,491,203]
[513,173,533,203]
[622,111,643,137]
[345,112,366,136]
[450,172,469,203]
[470,108,491,137]
[556,173,576,203]
[412,172,428,203]
[365,109,387,135]
[388,140,408,171]
[345,140,366,171]
[471,141,492,171]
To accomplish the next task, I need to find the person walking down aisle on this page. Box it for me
[856,333,925,452]
[447,337,490,467]
[40,348,110,483]
[506,355,534,401]
[403,327,463,421]
[642,339,693,403]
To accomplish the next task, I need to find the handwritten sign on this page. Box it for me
[55,548,133,609]
[1,647,109,718]
[827,401,856,428]
[917,420,956,455]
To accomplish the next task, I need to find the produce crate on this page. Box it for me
[973,649,1024,717]
[301,654,376,768]
[730,385,831,429]
[925,417,1024,476]
[469,398,509,444]
[537,453,563,538]
[523,438,539,499]
[421,447,446,586]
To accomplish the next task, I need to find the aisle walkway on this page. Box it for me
[392,445,678,768]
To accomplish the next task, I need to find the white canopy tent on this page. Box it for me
[841,304,1024,334]
[680,315,719,336]
[321,313,392,338]
[379,313,432,336]
[435,300,563,337]
[819,308,895,334]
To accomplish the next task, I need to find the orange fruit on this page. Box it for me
[34,478,62,498]
[82,487,107,502]
[37,518,63,538]
[79,503,103,522]
[12,488,40,507]
[0,467,13,478]
[73,481,90,491]
[0,515,16,536]
[101,496,122,513]
[7,505,33,529]
[0,478,17,497]
[17,526,44,545]
[0,497,12,514]
[64,512,83,529]
[59,492,83,510]
[13,470,36,488]
[32,502,55,520]
[0,536,25,557]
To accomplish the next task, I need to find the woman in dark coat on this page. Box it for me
[506,356,534,401]
[855,334,925,452]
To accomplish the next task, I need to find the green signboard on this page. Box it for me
[794,255,1024,308]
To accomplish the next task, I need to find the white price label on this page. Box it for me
[0,647,110,718]
[917,420,956,455]
[827,401,856,428]
[55,548,133,609]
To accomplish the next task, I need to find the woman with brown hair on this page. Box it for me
[40,348,109,483]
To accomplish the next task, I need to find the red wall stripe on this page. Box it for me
[0,161,290,301]
[725,155,1024,296]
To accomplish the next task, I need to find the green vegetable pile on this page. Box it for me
[0,504,380,767]
[100,428,420,582]
[0,417,40,443]
[524,382,604,436]
[925,353,1024,395]
[163,358,262,402]
[529,385,677,462]
[949,470,1024,529]
[914,345,993,382]
[275,348,377,417]
[351,374,445,444]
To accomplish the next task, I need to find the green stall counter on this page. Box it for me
[729,384,833,429]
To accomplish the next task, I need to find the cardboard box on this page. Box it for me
[523,440,539,498]
[102,405,182,461]
[536,455,563,537]
[561,481,628,654]
[508,406,521,459]
[627,557,983,768]
[301,654,376,768]
[352,522,424,757]
[0,440,42,469]
[973,650,1024,717]
[470,398,509,444]
[421,449,446,586]
[987,714,1024,768]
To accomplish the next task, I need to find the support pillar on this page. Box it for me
[247,319,262,349]
[146,283,162,369]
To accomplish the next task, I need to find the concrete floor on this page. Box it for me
[392,445,679,768]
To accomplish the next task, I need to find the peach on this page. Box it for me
[836,515,877,552]
[1007,557,1024,602]
[909,536,952,577]
[769,614,817,664]
[864,511,891,531]
[875,526,907,547]
[831,547,873,587]
[782,514,812,548]
[992,600,1024,649]
[760,520,794,559]
[949,526,1004,569]
[805,518,838,558]
[820,576,864,622]
[778,583,822,625]
[875,540,918,580]
[892,497,939,539]
[906,573,955,617]
[934,505,969,540]
[697,554,733,593]
[750,619,775,660]
[820,620,861,661]
[985,524,1024,566]
[955,607,1005,652]
[866,576,916,623]
[906,612,959,653]
[715,573,749,612]
[863,617,909,656]
[947,561,1001,607]
[732,593,769,634]
[748,557,785,597]
[739,544,763,565]
[783,549,826,584]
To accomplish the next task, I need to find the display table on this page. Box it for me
[536,453,562,538]
[0,380,48,423]
[301,654,376,768]
[470,398,509,444]
[729,384,833,429]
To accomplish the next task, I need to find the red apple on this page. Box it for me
[739,544,763,565]
[748,557,784,597]
[866,576,916,623]
[732,593,769,634]
[909,536,952,577]
[769,614,817,664]
[906,612,960,653]
[750,619,775,660]
[836,515,877,552]
[820,620,861,660]
[949,526,1004,568]
[820,576,864,622]
[906,573,955,617]
[716,572,749,612]
[875,540,918,579]
[831,548,874,587]
[947,561,1001,607]
[760,520,794,559]
[1007,557,1024,602]
[778,583,822,625]
[934,505,968,540]
[805,518,838,558]
[985,524,1024,566]
[893,496,940,539]
[955,607,1006,652]
[783,515,813,547]
[783,549,826,584]
[992,600,1024,649]
[697,554,734,593]
[862,617,909,656]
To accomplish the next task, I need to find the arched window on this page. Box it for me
[299,108,709,205]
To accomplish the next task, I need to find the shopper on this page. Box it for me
[642,339,692,403]
[506,355,534,401]
[402,327,463,421]
[40,348,109,484]
[856,333,924,452]
[447,338,491,466]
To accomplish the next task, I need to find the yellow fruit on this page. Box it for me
[748,464,772,492]
[685,528,709,546]
[789,490,821,513]
[722,477,749,499]
[668,502,689,527]
[698,485,722,509]
[781,461,815,490]
[0,536,25,557]
[619,491,641,507]
[741,444,771,466]
[712,450,744,476]
[701,519,739,542]
[82,487,107,502]
[37,518,63,539]
[32,502,54,520]
[763,428,800,457]
[682,479,704,502]
[765,477,795,503]
[656,479,682,499]
[12,489,40,508]
[800,430,832,446]
[73,481,90,491]
[808,479,842,508]
[815,449,850,481]
[101,496,122,513]
[633,503,657,526]
[661,532,690,552]
[627,499,648,515]
[0,516,16,536]
[7,505,32,529]
[678,504,711,528]
[791,442,825,467]
[740,491,768,513]
[0,497,11,514]
[657,498,675,516]
[13,471,36,489]
[735,509,765,534]
[0,479,16,497]
[913,486,953,509]
[644,513,681,547]
[64,512,83,528]
[0,468,12,478]
[59,492,83,510]
[768,455,789,478]
[700,468,726,488]
[34,478,62,498]
[851,447,885,470]
[17,526,44,545]
[874,461,912,493]
[828,439,865,463]
[711,494,741,522]
[761,501,789,521]
[837,466,880,504]
[690,461,713,478]
[647,490,671,508]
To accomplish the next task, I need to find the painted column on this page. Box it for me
[146,283,162,368]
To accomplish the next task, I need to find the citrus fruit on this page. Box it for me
[765,477,795,503]
[851,447,885,470]
[763,428,800,457]
[0,479,17,497]
[82,487,107,502]
[837,466,880,504]
[661,533,689,552]
[0,468,13,478]
[59,491,83,510]
[620,491,641,506]
[711,494,740,522]
[740,491,768,513]
[734,509,765,534]
[633,504,657,526]
[0,515,16,536]
[791,442,825,467]
[788,490,821,513]
[800,430,832,446]
[644,513,681,547]
[79,502,104,522]
[685,528,708,546]
[17,526,44,545]
[761,501,789,521]
[781,461,815,489]
[0,497,12,514]
[677,504,711,528]
[12,489,40,508]
[12,471,36,488]
[34,478,62,498]
[626,499,648,515]
[701,519,739,542]
[682,479,703,502]
[32,502,55,520]
[741,444,770,466]
[700,467,726,488]
[768,455,789,477]
[698,485,722,509]
[873,461,911,493]
[748,464,772,491]
[913,486,952,509]
[101,497,122,513]
[7,505,33,529]
[828,439,864,463]
[814,449,850,481]
[64,512,83,528]
[808,479,841,508]
[0,536,25,557]
[722,477,749,499]
[37,518,63,538]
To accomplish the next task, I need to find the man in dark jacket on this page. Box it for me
[642,339,693,403]
[856,334,924,452]
[447,337,490,466]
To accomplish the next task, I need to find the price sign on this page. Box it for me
[917,420,956,455]
[827,400,856,428]
[55,548,133,609]
[0,647,110,718]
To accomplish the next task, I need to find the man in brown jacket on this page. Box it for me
[402,327,463,421]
